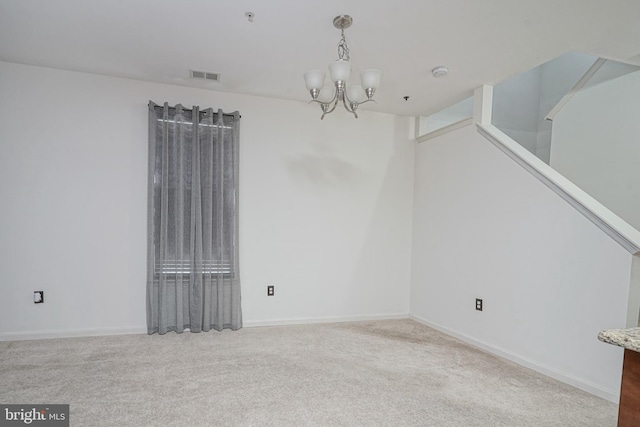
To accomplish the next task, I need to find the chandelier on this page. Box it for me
[304,15,382,119]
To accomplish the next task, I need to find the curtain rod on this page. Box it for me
[149,101,240,118]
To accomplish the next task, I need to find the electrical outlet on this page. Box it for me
[34,291,44,304]
[267,285,274,296]
[475,298,483,311]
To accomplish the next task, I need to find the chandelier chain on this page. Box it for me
[337,29,350,61]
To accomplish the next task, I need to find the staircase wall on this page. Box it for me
[550,70,640,232]
[410,123,632,401]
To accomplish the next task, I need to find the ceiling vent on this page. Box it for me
[190,70,220,82]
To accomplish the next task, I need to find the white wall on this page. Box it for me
[0,61,415,338]
[419,96,473,135]
[492,67,541,156]
[550,70,640,232]
[3,58,633,402]
[538,51,597,118]
[536,52,598,163]
[410,124,632,401]
[492,52,599,164]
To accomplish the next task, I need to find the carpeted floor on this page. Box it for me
[0,319,617,426]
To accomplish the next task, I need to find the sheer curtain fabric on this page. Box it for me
[147,101,242,334]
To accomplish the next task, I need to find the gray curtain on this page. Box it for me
[146,101,242,334]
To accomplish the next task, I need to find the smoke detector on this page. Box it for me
[431,66,449,78]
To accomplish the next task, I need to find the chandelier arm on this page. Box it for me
[324,98,340,115]
[344,89,377,108]
[343,87,354,106]
[308,86,339,106]
[341,97,359,118]
[342,95,356,113]
[308,99,331,106]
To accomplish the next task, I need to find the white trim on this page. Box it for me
[545,58,607,121]
[243,312,410,328]
[628,254,640,328]
[0,314,410,341]
[0,326,147,342]
[415,118,474,143]
[477,123,640,254]
[409,314,620,403]
[473,85,493,124]
[0,313,621,402]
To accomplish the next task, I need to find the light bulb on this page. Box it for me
[329,60,351,83]
[346,85,366,104]
[304,70,325,91]
[361,69,382,90]
[318,87,335,104]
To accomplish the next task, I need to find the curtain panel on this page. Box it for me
[147,101,242,334]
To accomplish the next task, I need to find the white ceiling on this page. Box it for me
[1,0,639,117]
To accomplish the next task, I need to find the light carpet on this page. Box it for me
[0,319,617,426]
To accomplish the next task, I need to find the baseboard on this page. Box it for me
[409,314,620,403]
[1,314,620,402]
[243,312,410,328]
[0,327,147,342]
[0,314,410,341]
